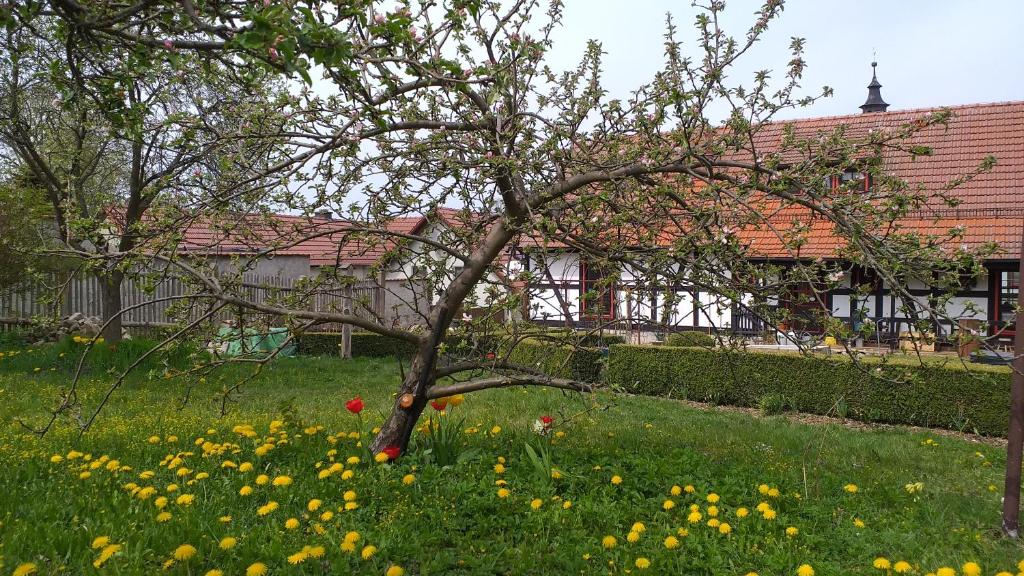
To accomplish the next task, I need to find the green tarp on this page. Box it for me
[215,326,296,358]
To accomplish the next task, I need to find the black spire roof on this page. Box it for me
[859,61,889,113]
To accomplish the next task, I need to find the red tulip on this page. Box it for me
[345,396,364,414]
[430,399,448,411]
[381,446,401,460]
[540,415,553,425]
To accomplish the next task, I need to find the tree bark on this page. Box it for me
[99,270,124,344]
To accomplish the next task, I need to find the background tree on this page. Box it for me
[10,0,995,468]
[0,11,285,342]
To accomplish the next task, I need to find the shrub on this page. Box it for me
[606,345,1012,436]
[758,392,788,416]
[298,332,416,358]
[664,331,716,348]
[505,339,604,382]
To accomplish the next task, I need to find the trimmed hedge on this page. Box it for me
[298,332,416,358]
[664,331,716,347]
[506,339,605,383]
[606,345,1012,436]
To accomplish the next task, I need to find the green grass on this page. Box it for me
[1,346,1022,575]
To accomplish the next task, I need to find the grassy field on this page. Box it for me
[1,342,1022,575]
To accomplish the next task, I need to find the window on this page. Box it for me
[997,270,1019,334]
[826,170,871,192]
[581,261,615,319]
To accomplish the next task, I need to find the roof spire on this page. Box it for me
[860,61,889,113]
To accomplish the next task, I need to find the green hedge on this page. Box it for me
[606,345,1012,436]
[664,331,716,347]
[506,339,605,383]
[298,332,416,358]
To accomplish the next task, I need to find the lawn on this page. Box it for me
[1,343,1022,575]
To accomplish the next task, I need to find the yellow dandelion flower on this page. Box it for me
[663,499,676,511]
[962,562,981,576]
[853,518,866,528]
[287,550,308,565]
[13,563,38,576]
[257,501,279,516]
[173,544,197,561]
[176,494,195,506]
[687,511,702,523]
[205,570,224,576]
[346,456,360,465]
[219,536,237,550]
[707,518,720,528]
[246,563,268,576]
[255,474,269,485]
[344,531,361,544]
[529,498,543,510]
[562,500,572,509]
[344,501,358,511]
[490,426,501,435]
[285,518,300,530]
[707,493,720,503]
[677,527,689,537]
[601,535,617,549]
[341,470,355,480]
[386,566,406,576]
[786,526,799,537]
[894,561,912,573]
[92,536,111,549]
[670,485,682,496]
[736,507,749,518]
[663,535,680,549]
[936,568,956,576]
[320,511,334,522]
[767,487,780,497]
[494,463,506,474]
[50,454,63,463]
[219,516,232,523]
[631,522,646,533]
[707,505,718,517]
[611,475,623,485]
[873,558,891,570]
[340,541,357,553]
[156,511,172,522]
[308,499,322,512]
[307,546,326,558]
[343,490,357,502]
[626,531,641,543]
[635,557,651,569]
[402,474,416,485]
[93,544,122,568]
[797,565,815,576]
[238,462,253,472]
[361,545,377,560]
[497,488,511,499]
[718,522,732,534]
[684,485,695,493]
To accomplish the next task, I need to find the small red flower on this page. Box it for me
[381,446,401,460]
[485,352,496,360]
[430,399,448,411]
[540,415,553,425]
[345,396,364,414]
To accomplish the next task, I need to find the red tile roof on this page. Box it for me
[169,213,428,267]
[735,101,1024,259]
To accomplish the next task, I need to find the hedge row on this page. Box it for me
[297,332,416,358]
[506,339,605,383]
[606,345,1011,436]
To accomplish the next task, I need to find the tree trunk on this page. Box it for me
[1002,222,1024,537]
[99,270,124,344]
[369,341,435,453]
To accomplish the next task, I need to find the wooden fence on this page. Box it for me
[0,272,386,335]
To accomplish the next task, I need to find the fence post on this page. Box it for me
[341,284,352,359]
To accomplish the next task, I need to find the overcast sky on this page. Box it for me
[544,0,1024,121]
